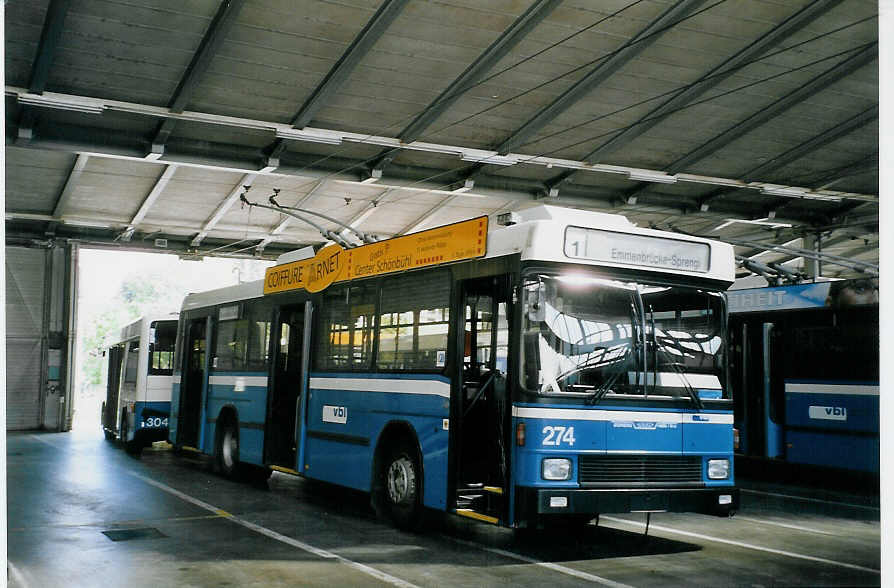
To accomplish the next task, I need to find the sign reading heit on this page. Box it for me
[264,216,488,295]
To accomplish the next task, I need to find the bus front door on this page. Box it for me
[265,303,309,470]
[454,276,511,524]
[178,317,208,449]
[103,344,124,435]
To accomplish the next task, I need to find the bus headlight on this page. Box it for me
[542,458,572,481]
[707,459,730,479]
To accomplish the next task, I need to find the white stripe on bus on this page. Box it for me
[310,377,450,398]
[629,372,721,389]
[127,471,420,588]
[512,406,733,424]
[784,383,879,396]
[146,376,173,402]
[602,516,878,574]
[208,375,268,388]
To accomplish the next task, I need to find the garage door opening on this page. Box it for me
[72,249,272,435]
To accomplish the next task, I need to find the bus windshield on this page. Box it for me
[521,274,727,403]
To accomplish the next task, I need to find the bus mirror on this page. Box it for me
[526,286,545,322]
[523,332,540,389]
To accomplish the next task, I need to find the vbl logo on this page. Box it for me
[322,404,348,423]
[808,405,847,421]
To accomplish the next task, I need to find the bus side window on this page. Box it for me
[214,301,272,372]
[376,270,450,371]
[149,321,176,375]
[464,295,493,379]
[495,302,509,375]
[314,284,376,371]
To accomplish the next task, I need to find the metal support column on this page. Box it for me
[803,234,820,279]
[62,241,79,431]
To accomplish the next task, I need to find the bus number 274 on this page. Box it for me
[542,426,575,446]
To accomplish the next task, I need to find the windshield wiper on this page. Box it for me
[585,347,632,406]
[653,333,703,410]
[648,304,658,397]
[628,300,645,395]
[549,346,620,384]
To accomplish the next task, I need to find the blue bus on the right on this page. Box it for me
[728,278,879,473]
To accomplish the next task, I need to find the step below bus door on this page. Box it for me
[266,301,311,471]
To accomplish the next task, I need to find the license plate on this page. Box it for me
[630,493,668,512]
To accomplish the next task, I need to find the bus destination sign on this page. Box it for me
[564,226,710,273]
[264,216,488,295]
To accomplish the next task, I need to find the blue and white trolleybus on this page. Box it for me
[728,280,879,473]
[101,314,178,454]
[169,205,738,528]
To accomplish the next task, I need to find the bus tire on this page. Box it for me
[120,411,140,455]
[119,409,127,447]
[215,417,240,479]
[121,413,143,457]
[379,442,424,530]
[101,403,114,441]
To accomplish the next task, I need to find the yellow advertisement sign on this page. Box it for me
[263,216,488,295]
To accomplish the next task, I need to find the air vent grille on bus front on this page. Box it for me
[578,455,703,487]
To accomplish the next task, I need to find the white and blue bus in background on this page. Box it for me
[101,314,178,454]
[169,205,738,529]
[728,279,879,474]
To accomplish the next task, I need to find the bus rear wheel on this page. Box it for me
[120,412,140,455]
[379,443,424,530]
[101,403,114,441]
[215,418,240,479]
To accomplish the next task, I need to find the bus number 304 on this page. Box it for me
[141,417,169,428]
[542,426,576,446]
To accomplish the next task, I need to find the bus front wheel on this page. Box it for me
[379,443,424,530]
[216,418,240,479]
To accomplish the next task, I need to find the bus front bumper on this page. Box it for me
[516,486,739,520]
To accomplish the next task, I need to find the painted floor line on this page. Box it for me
[602,516,879,575]
[8,561,30,588]
[8,513,228,533]
[127,471,420,588]
[29,434,61,447]
[741,488,879,512]
[734,515,836,536]
[446,536,634,588]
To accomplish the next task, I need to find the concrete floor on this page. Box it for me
[8,431,881,587]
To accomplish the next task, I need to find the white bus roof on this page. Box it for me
[181,280,264,312]
[485,205,735,285]
[184,206,733,311]
[104,313,179,348]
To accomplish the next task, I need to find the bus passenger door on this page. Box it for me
[103,344,124,435]
[454,276,512,524]
[265,303,308,470]
[178,317,209,449]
